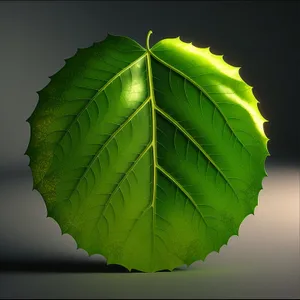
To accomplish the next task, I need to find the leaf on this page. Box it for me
[25,31,269,272]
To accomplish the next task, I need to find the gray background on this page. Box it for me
[0,1,299,299]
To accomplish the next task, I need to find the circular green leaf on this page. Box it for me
[26,31,269,272]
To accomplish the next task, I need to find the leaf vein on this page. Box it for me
[65,97,151,205]
[149,50,251,157]
[155,105,239,201]
[157,164,208,226]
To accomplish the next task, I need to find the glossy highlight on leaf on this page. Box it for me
[26,31,269,272]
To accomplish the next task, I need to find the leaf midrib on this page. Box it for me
[146,48,157,265]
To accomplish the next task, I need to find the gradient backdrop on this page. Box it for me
[0,1,299,299]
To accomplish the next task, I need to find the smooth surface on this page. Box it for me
[0,164,299,298]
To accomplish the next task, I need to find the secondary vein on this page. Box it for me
[67,96,151,203]
[157,164,207,226]
[155,105,239,201]
[148,48,250,157]
[100,142,153,224]
[55,53,147,156]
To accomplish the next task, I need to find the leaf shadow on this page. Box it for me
[0,259,183,274]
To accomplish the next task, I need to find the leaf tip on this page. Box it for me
[263,117,269,123]
[236,66,242,72]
